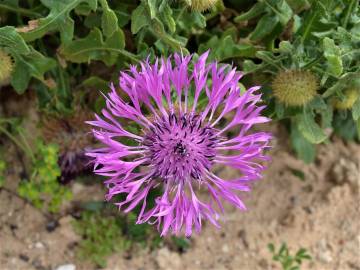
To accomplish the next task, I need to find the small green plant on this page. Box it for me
[125,212,163,248]
[18,140,72,213]
[268,243,312,270]
[73,211,131,268]
[0,118,72,212]
[72,207,191,268]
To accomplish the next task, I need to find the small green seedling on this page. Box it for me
[18,140,72,213]
[73,211,131,268]
[268,243,312,270]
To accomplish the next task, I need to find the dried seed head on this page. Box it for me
[332,88,359,110]
[0,49,14,86]
[42,109,94,183]
[272,70,319,107]
[187,0,218,12]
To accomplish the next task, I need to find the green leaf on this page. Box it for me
[19,0,97,44]
[75,1,98,16]
[278,40,293,53]
[199,35,256,61]
[131,3,150,34]
[250,13,279,41]
[309,96,332,128]
[99,0,118,37]
[352,97,360,120]
[297,0,332,43]
[323,37,343,77]
[286,0,310,13]
[265,0,293,26]
[11,48,56,93]
[147,0,157,19]
[0,26,30,54]
[268,243,275,253]
[322,72,360,98]
[234,2,265,22]
[159,4,176,34]
[297,108,327,144]
[59,28,125,66]
[176,10,206,30]
[81,76,109,90]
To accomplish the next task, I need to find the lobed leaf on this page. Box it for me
[59,28,125,66]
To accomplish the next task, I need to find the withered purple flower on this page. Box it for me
[87,52,271,236]
[42,110,94,183]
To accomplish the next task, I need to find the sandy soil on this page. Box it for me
[0,123,359,270]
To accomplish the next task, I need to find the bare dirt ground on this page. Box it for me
[0,123,359,270]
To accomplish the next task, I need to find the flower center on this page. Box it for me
[142,113,218,182]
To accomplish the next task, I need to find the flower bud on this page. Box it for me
[332,88,359,110]
[272,70,319,106]
[187,0,218,12]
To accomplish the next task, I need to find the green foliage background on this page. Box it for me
[0,0,358,267]
[1,0,359,163]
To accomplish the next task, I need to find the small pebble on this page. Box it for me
[222,244,229,253]
[56,264,76,270]
[46,220,59,232]
[35,242,44,249]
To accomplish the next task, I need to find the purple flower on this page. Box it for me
[87,51,272,237]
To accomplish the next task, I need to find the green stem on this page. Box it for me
[118,49,140,63]
[342,0,356,29]
[302,56,323,69]
[18,131,35,162]
[175,6,187,22]
[0,4,41,17]
[0,125,35,162]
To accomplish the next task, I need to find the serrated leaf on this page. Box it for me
[11,48,56,93]
[59,28,125,66]
[297,108,327,144]
[297,0,335,42]
[323,37,343,77]
[19,0,97,44]
[99,0,118,37]
[0,26,30,55]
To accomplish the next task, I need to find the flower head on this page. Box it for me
[272,70,318,106]
[187,0,218,12]
[87,52,272,237]
[42,109,94,183]
[0,49,14,86]
[332,88,359,110]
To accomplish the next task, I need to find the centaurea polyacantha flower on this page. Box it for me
[87,51,272,237]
